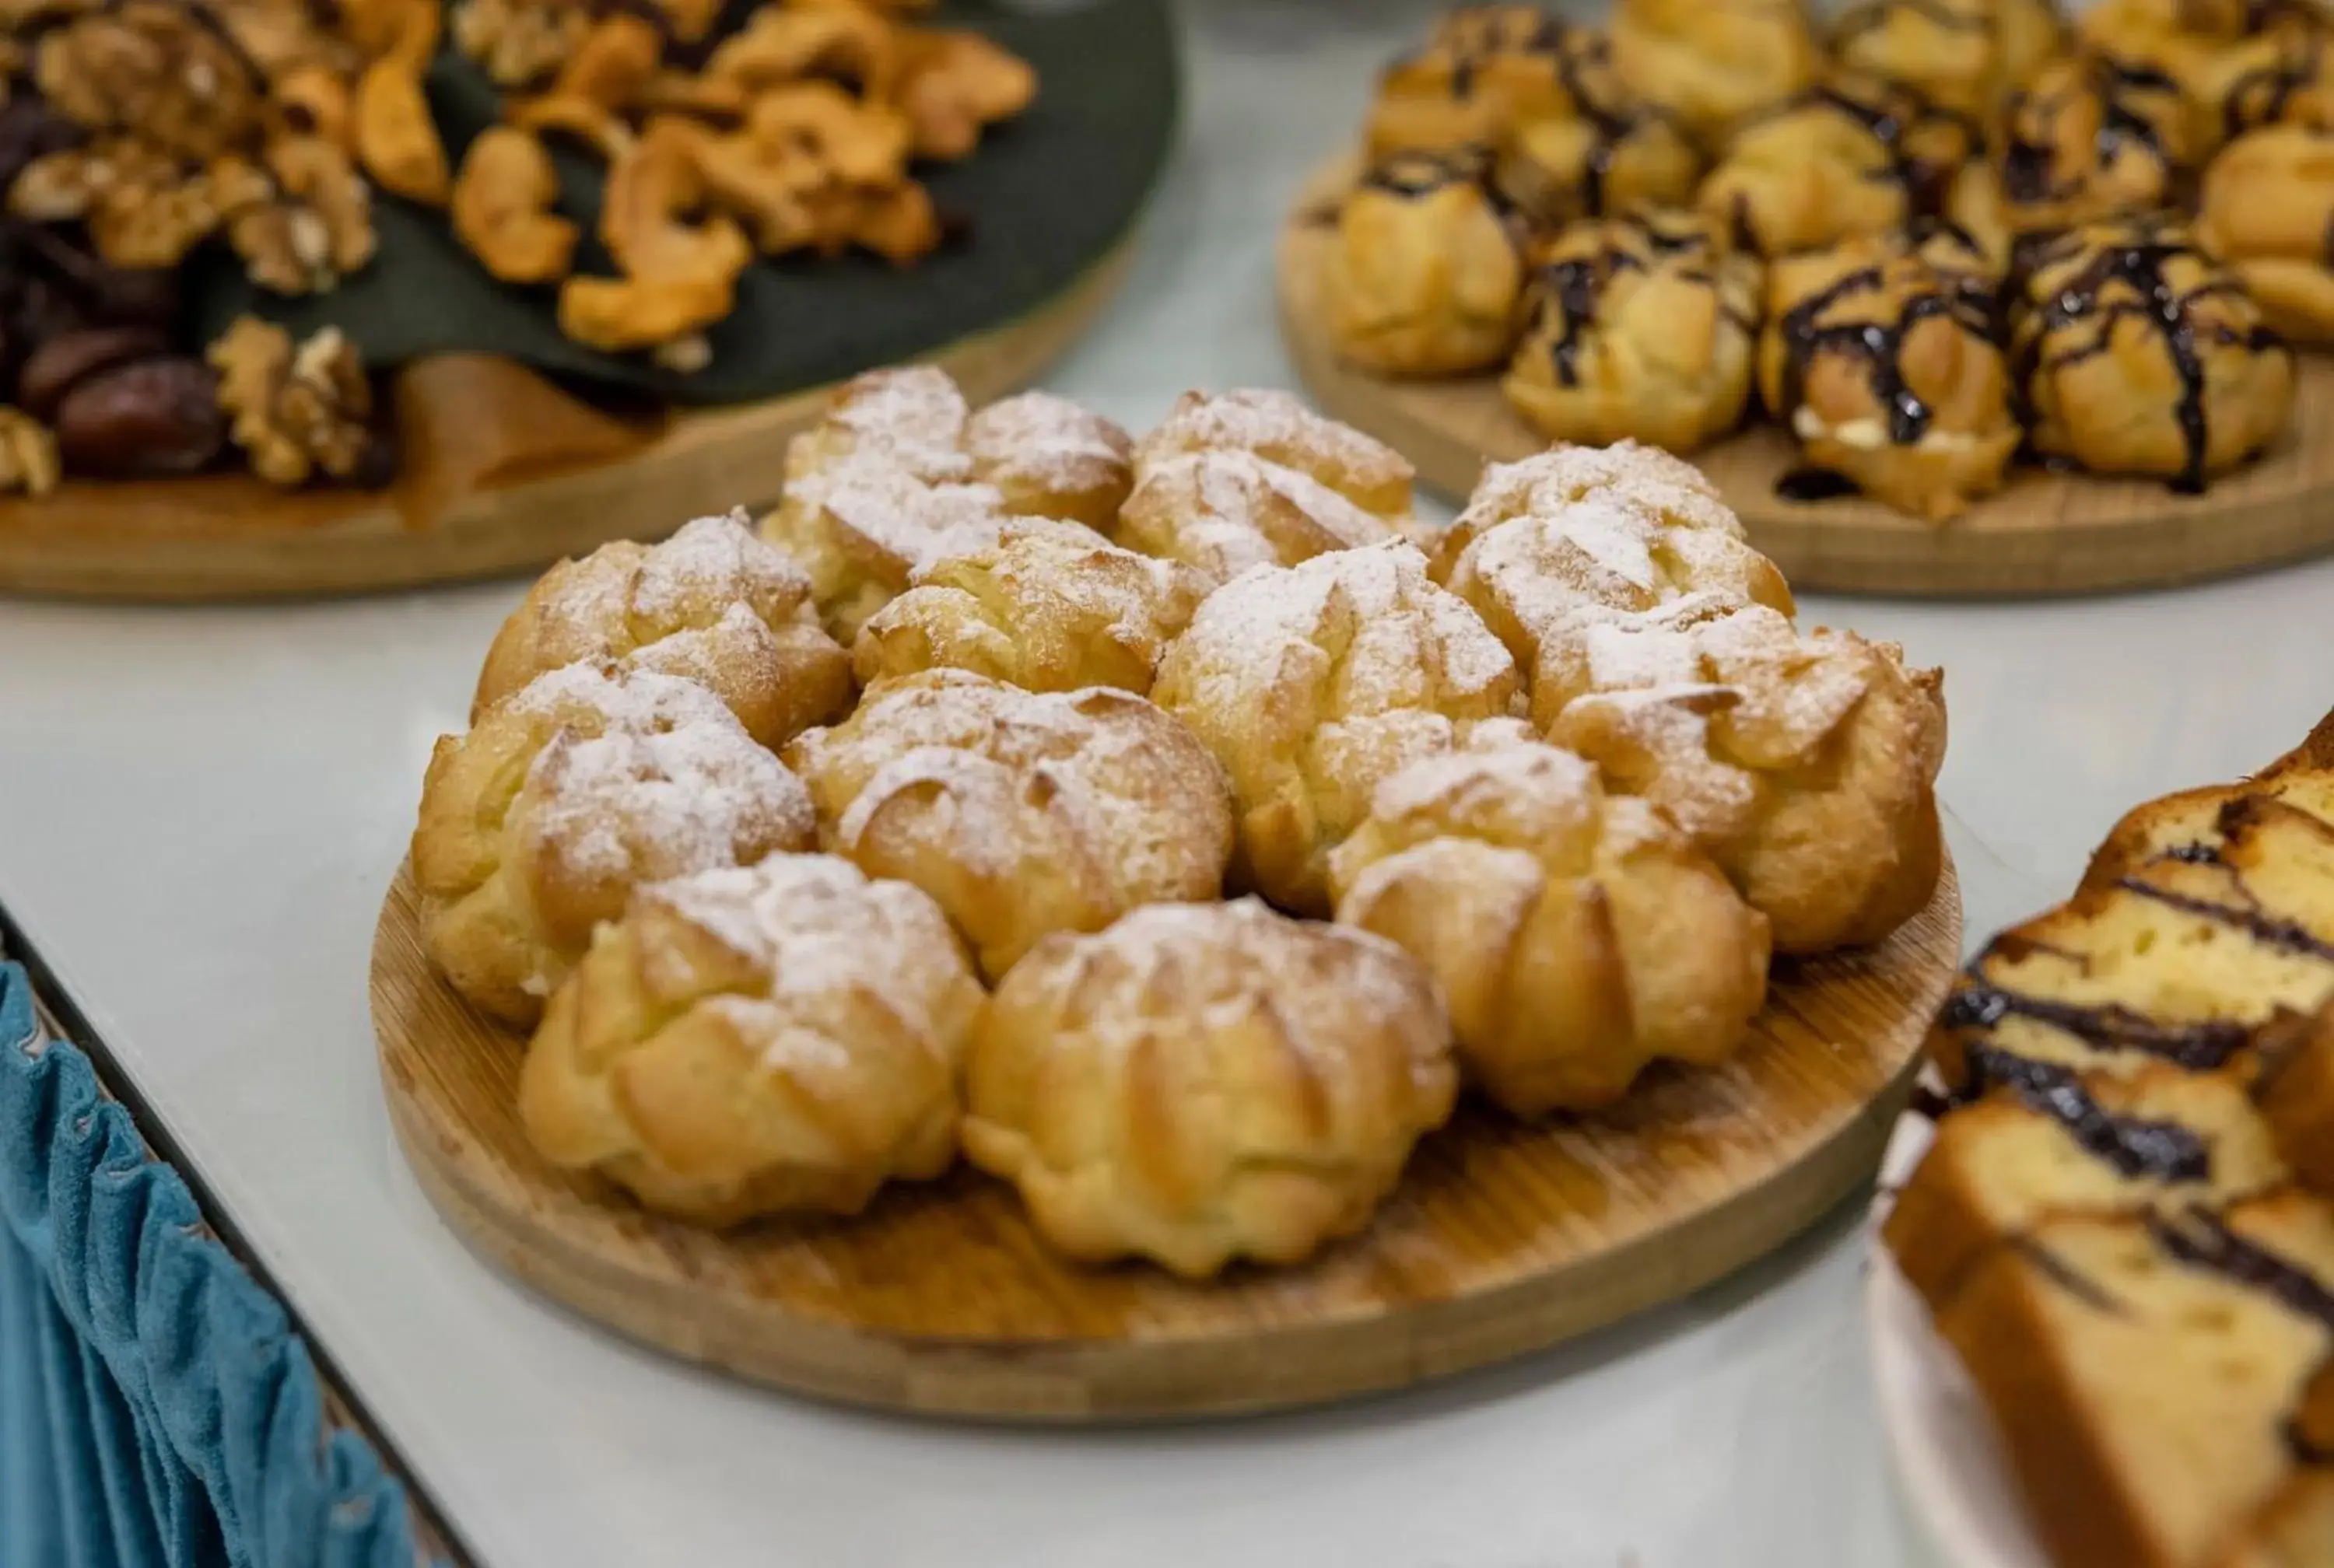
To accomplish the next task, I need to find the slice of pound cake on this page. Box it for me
[1887,712,2334,1568]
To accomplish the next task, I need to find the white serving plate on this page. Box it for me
[1865,1084,2056,1568]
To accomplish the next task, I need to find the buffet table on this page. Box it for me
[2,2,2329,1564]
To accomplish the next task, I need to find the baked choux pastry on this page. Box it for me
[761,368,1137,642]
[1697,73,1976,258]
[1610,0,1822,148]
[2210,23,2334,141]
[852,516,1211,695]
[1150,540,1526,915]
[1115,389,1414,584]
[1134,388,1417,518]
[1329,734,1770,1115]
[1436,490,1795,723]
[2011,213,2295,490]
[1330,146,1530,376]
[1540,602,1948,953]
[473,510,853,751]
[1491,30,1701,227]
[1999,55,2196,233]
[2199,124,2334,345]
[1501,208,1761,454]
[961,390,1135,531]
[1761,223,2020,521]
[413,662,818,1026]
[962,898,1458,1279]
[1427,439,1744,583]
[517,854,984,1226]
[1365,5,1572,157]
[782,668,1235,980]
[1829,0,2062,125]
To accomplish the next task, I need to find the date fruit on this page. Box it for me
[18,327,170,422]
[54,357,226,478]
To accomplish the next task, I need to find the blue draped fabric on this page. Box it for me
[0,962,442,1568]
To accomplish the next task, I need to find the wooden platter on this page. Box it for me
[0,243,1129,604]
[370,852,1962,1423]
[1279,158,2334,599]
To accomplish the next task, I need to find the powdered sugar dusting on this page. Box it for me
[827,366,972,481]
[804,460,1011,568]
[1457,443,1742,543]
[1047,897,1443,1052]
[507,661,740,734]
[965,391,1133,495]
[1369,737,1603,838]
[1136,388,1413,503]
[527,720,814,880]
[647,853,966,1014]
[629,510,809,625]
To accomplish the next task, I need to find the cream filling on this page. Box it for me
[1792,406,1984,453]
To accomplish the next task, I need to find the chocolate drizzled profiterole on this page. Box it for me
[1997,54,2196,233]
[1491,27,1700,227]
[1758,221,2020,520]
[2011,212,2294,492]
[1366,5,1575,158]
[1502,207,1761,453]
[1333,146,1533,376]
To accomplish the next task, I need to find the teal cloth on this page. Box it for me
[0,961,442,1568]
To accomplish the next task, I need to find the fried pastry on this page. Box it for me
[1114,389,1413,583]
[2199,124,2334,345]
[852,516,1210,695]
[1697,73,1977,258]
[1435,483,1795,714]
[1538,602,1947,952]
[1328,734,1770,1115]
[413,663,818,1026]
[1149,541,1526,915]
[473,510,853,750]
[781,668,1234,980]
[1365,4,1572,157]
[1828,0,2062,125]
[1999,54,2196,233]
[1330,147,1530,376]
[2012,214,2295,490]
[1761,223,2020,521]
[962,898,1457,1279]
[517,854,984,1226]
[1610,0,1822,149]
[960,390,1134,531]
[1501,208,1761,454]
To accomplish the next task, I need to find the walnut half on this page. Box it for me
[208,315,380,486]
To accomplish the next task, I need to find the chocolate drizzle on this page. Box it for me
[1776,242,1999,448]
[1940,981,2252,1072]
[1964,1042,2212,1180]
[2003,59,2182,208]
[1531,213,1737,387]
[1776,467,1862,502]
[2021,222,2277,493]
[2117,876,2334,964]
[2016,1237,2130,1316]
[2153,1208,2334,1333]
[1359,146,1496,200]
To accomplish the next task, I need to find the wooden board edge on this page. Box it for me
[1274,157,2334,600]
[0,242,1136,604]
[371,854,1962,1424]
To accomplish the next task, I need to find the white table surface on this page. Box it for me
[1,2,2324,1563]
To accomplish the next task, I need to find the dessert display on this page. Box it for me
[1882,714,2334,1568]
[399,366,1949,1292]
[1310,0,2334,531]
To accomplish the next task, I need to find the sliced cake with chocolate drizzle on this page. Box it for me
[1887,712,2334,1568]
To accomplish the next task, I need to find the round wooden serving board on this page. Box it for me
[1279,158,2334,599]
[370,852,1961,1423]
[0,245,1128,604]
